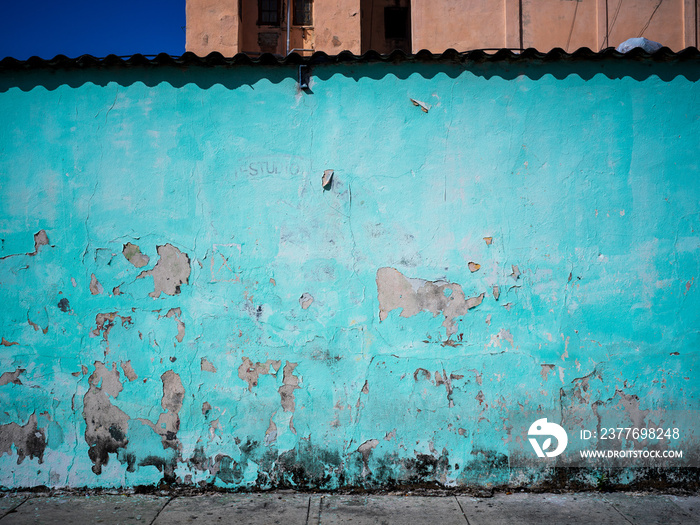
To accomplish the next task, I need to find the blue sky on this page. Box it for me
[0,1,185,60]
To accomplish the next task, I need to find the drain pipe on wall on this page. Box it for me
[286,0,291,55]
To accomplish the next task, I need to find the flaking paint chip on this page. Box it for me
[468,262,481,272]
[299,292,314,309]
[510,265,521,280]
[322,169,333,189]
[410,98,429,113]
[483,237,493,245]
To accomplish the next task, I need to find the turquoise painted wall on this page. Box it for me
[0,58,699,489]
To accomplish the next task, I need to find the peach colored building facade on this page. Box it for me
[186,0,699,56]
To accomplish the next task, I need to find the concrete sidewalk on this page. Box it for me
[0,491,698,524]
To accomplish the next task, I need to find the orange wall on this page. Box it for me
[186,0,700,56]
[315,0,361,54]
[239,0,360,56]
[186,0,241,56]
[521,0,599,52]
[607,0,686,52]
[411,0,507,52]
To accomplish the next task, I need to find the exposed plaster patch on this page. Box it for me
[30,230,49,255]
[492,285,500,300]
[468,262,481,272]
[120,361,137,381]
[361,380,369,394]
[1,337,19,346]
[0,230,50,260]
[138,370,185,451]
[264,416,277,445]
[90,273,104,295]
[468,369,483,385]
[0,368,25,386]
[357,438,379,477]
[83,361,129,474]
[561,335,570,360]
[488,329,514,348]
[202,402,212,415]
[165,307,185,343]
[541,364,556,380]
[483,237,493,245]
[122,242,150,268]
[615,390,649,429]
[238,357,281,390]
[93,313,133,342]
[208,418,220,442]
[299,292,314,310]
[279,362,300,412]
[414,368,463,407]
[0,413,46,464]
[201,357,217,373]
[376,267,485,336]
[137,244,191,298]
[510,265,521,280]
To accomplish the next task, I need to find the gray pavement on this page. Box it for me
[0,492,698,524]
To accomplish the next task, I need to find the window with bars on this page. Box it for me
[294,0,313,26]
[259,0,280,26]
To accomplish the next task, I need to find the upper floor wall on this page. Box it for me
[186,0,700,56]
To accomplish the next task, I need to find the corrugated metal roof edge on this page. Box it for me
[1,47,699,70]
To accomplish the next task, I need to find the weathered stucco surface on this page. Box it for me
[0,58,699,489]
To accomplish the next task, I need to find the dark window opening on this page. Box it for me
[259,0,280,26]
[294,0,313,26]
[384,7,408,39]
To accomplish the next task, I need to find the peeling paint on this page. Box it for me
[322,169,333,189]
[201,358,217,373]
[122,242,150,268]
[137,244,191,298]
[299,292,314,309]
[120,361,138,382]
[90,273,104,295]
[0,368,25,386]
[83,362,129,474]
[138,371,185,452]
[0,414,46,464]
[165,307,185,343]
[279,362,300,412]
[238,357,281,390]
[377,267,485,336]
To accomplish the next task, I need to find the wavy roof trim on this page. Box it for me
[1,47,699,70]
